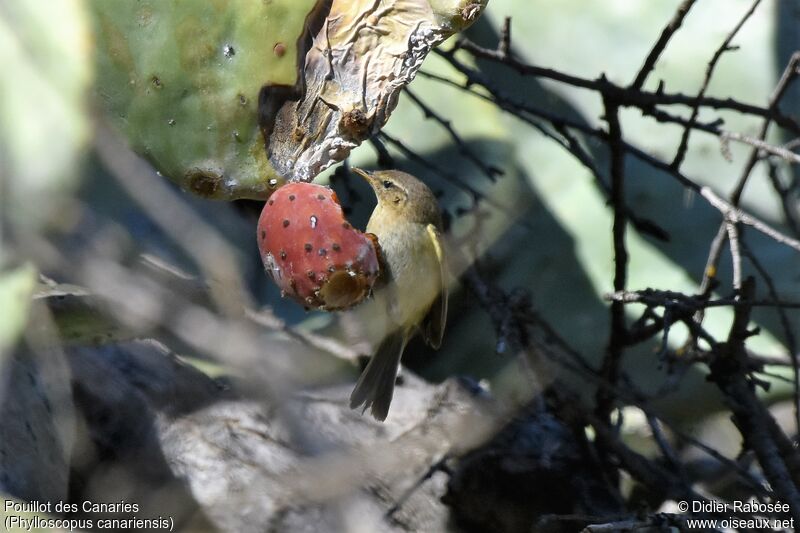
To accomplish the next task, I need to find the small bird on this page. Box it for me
[349,168,448,421]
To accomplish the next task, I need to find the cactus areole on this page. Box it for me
[90,0,488,200]
[258,183,380,310]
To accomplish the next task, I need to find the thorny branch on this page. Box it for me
[629,0,697,90]
[447,40,800,134]
[463,265,775,522]
[739,237,800,435]
[402,87,504,183]
[706,278,800,521]
[427,50,800,253]
[696,50,800,323]
[671,0,762,170]
[395,1,800,527]
[595,98,628,422]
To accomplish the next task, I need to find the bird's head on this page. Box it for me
[352,168,440,225]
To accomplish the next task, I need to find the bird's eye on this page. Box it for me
[382,180,394,189]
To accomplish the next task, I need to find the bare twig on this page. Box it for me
[706,278,800,520]
[554,124,670,241]
[605,288,800,311]
[730,52,800,205]
[766,161,800,238]
[403,87,504,182]
[449,41,800,135]
[725,220,742,291]
[722,130,800,165]
[699,186,800,253]
[739,239,800,436]
[696,52,800,309]
[423,57,800,255]
[498,17,511,59]
[630,0,698,90]
[378,131,482,204]
[596,99,629,421]
[671,0,762,169]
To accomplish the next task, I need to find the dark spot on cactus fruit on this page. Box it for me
[187,170,222,197]
[238,94,247,106]
[317,194,326,200]
[332,243,341,251]
[304,243,313,252]
[260,230,266,241]
[280,250,287,260]
[342,222,352,230]
[289,194,296,201]
[273,42,287,57]
[268,200,274,205]
[306,271,315,280]
[318,248,327,256]
[289,279,297,294]
[328,265,335,273]
[151,76,163,89]
[340,108,371,139]
[223,44,236,58]
[282,220,290,228]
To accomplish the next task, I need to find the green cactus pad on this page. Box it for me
[90,0,320,199]
[90,0,488,199]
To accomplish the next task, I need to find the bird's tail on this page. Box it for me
[349,331,406,421]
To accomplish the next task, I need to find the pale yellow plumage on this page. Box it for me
[349,168,448,421]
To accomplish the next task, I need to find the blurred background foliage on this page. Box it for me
[3,0,800,459]
[1,0,90,359]
[327,0,800,422]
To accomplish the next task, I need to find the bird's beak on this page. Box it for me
[352,167,376,188]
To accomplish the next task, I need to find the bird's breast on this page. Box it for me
[369,221,441,329]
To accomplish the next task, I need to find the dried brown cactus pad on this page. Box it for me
[266,0,489,182]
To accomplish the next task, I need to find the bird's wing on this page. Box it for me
[422,224,448,349]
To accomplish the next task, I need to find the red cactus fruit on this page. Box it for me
[257,182,380,310]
